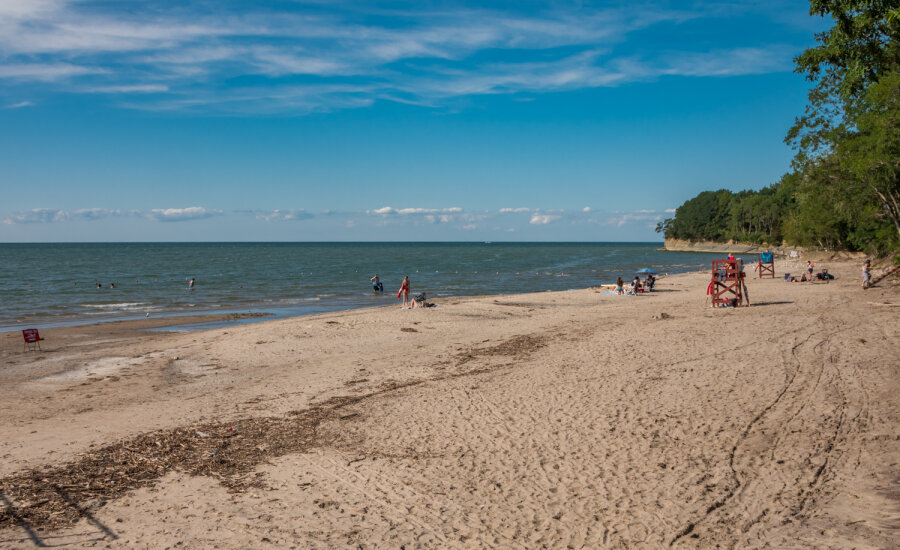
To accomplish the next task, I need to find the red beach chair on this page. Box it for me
[22,328,43,351]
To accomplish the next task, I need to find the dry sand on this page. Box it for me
[1,260,897,549]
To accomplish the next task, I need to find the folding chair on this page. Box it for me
[22,328,42,351]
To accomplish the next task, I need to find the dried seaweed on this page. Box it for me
[0,405,331,532]
[0,332,548,533]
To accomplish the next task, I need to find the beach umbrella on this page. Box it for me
[635,268,656,274]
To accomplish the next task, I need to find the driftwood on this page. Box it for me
[869,265,900,287]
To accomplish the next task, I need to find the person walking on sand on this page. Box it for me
[398,275,410,307]
[862,260,871,289]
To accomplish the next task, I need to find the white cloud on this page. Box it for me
[499,207,531,213]
[583,206,591,212]
[529,214,559,225]
[71,208,121,220]
[6,100,33,108]
[254,209,313,221]
[145,206,222,222]
[2,207,122,224]
[368,206,462,216]
[2,208,68,224]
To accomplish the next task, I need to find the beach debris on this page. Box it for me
[653,312,672,320]
[195,431,210,438]
[0,332,550,534]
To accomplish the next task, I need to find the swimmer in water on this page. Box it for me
[189,278,195,290]
[370,274,383,292]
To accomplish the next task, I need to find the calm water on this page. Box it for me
[0,242,744,331]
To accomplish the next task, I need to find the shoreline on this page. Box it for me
[1,261,897,548]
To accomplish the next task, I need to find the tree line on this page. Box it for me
[659,1,899,256]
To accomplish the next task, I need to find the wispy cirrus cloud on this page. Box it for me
[0,1,803,113]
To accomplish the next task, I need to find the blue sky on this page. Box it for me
[0,1,826,242]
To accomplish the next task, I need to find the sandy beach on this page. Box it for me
[1,259,897,549]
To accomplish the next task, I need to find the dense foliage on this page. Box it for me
[659,0,900,255]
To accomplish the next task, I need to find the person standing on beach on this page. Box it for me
[398,276,410,307]
[807,260,814,278]
[862,260,871,289]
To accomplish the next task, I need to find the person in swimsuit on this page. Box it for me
[398,275,410,307]
[370,274,383,292]
[188,278,195,290]
[807,260,814,277]
[615,276,624,295]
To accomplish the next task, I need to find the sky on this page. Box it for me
[0,0,828,242]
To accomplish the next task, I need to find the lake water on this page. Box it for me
[0,242,747,331]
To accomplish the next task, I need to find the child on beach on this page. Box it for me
[706,273,718,306]
[862,260,871,289]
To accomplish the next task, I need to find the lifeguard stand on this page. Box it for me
[711,259,745,307]
[757,251,775,278]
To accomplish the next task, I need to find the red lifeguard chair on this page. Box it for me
[710,259,746,307]
[756,251,775,279]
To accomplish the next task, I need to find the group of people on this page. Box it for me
[613,274,655,295]
[371,274,430,308]
[786,259,838,283]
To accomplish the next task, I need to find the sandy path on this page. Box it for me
[1,262,897,549]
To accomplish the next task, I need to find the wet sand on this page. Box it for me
[1,259,898,549]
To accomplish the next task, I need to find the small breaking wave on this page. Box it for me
[82,302,152,310]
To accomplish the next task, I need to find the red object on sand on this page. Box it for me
[710,259,746,307]
[22,328,42,351]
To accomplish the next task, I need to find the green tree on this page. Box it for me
[786,0,900,252]
[836,72,900,243]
